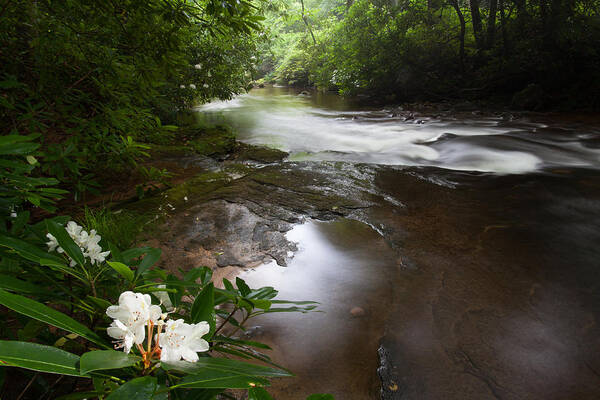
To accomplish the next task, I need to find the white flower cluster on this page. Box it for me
[46,221,110,266]
[106,291,210,363]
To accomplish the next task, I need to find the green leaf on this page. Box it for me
[163,357,291,378]
[10,211,29,235]
[185,266,212,285]
[172,389,222,400]
[106,377,157,400]
[191,283,215,338]
[0,142,39,155]
[175,370,270,389]
[46,220,85,268]
[0,234,65,265]
[0,341,83,376]
[0,289,108,348]
[249,387,274,400]
[108,242,124,263]
[0,274,50,295]
[306,395,335,400]
[247,298,271,310]
[80,350,141,375]
[247,287,278,300]
[108,261,134,282]
[236,277,251,297]
[136,248,161,278]
[86,295,112,311]
[222,278,234,292]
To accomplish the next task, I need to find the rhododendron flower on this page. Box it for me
[194,63,202,70]
[180,84,186,89]
[157,319,210,362]
[65,221,83,238]
[46,233,60,252]
[106,291,161,353]
[46,221,110,266]
[189,84,196,89]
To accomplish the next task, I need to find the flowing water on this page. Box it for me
[194,87,600,399]
[198,86,600,174]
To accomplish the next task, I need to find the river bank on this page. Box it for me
[111,88,600,399]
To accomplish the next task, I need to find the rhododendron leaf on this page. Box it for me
[236,277,251,297]
[0,234,64,265]
[248,387,274,400]
[136,248,161,278]
[108,261,134,282]
[163,358,292,378]
[0,341,84,376]
[106,376,157,400]
[80,350,141,375]
[0,289,108,348]
[191,283,215,337]
[176,370,270,389]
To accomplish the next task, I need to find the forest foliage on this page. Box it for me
[260,0,600,109]
[1,0,261,202]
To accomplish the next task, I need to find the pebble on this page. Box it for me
[350,307,365,317]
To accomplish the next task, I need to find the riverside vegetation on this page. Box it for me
[0,0,328,399]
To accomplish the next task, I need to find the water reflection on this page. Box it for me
[237,219,397,399]
[196,87,600,173]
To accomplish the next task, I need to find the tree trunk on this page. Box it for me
[469,0,484,51]
[486,0,498,49]
[300,0,317,45]
[449,0,466,72]
[499,0,509,56]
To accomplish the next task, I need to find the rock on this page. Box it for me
[350,306,365,317]
[243,325,264,338]
[233,143,288,163]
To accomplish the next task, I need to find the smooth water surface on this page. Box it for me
[197,86,600,174]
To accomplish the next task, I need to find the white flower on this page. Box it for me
[189,84,196,89]
[194,64,202,70]
[46,221,110,266]
[180,85,186,89]
[10,212,17,218]
[153,284,174,311]
[207,72,211,77]
[158,319,210,362]
[106,319,139,354]
[106,291,162,353]
[65,221,82,239]
[203,84,209,89]
[85,245,110,265]
[46,233,61,252]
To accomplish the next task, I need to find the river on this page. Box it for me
[188,87,600,399]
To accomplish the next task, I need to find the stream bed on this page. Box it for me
[151,87,600,399]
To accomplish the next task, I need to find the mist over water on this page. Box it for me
[197,87,600,174]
